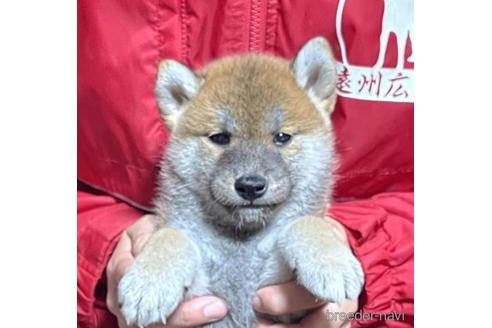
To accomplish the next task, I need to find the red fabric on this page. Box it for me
[78,0,414,327]
[331,192,414,328]
[77,190,143,328]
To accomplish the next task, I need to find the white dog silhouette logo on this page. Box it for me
[335,0,414,103]
[375,0,414,70]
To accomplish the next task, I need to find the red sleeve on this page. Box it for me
[330,192,414,328]
[77,190,143,328]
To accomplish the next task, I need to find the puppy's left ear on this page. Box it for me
[292,37,337,114]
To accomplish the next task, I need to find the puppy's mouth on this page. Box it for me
[208,199,280,238]
[225,202,277,212]
[210,192,279,211]
[239,204,270,209]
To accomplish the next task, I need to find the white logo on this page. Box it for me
[335,0,414,103]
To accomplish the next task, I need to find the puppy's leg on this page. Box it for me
[118,227,200,327]
[279,216,364,305]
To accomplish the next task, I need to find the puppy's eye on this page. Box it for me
[209,133,231,145]
[273,132,292,146]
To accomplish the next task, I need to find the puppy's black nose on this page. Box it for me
[234,175,268,201]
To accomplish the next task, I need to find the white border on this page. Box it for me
[417,1,492,327]
[0,1,491,327]
[0,1,76,326]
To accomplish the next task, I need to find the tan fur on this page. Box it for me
[175,54,333,142]
[287,216,342,251]
[135,228,198,273]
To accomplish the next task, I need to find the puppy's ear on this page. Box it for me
[155,60,202,130]
[292,37,337,115]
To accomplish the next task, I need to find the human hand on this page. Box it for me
[106,214,228,327]
[254,216,361,328]
[254,281,358,328]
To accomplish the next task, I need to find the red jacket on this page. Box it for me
[78,0,414,327]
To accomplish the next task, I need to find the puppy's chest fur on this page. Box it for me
[183,227,294,327]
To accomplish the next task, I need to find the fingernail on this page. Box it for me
[253,296,262,309]
[203,300,227,319]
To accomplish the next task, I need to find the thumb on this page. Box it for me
[106,232,135,316]
[126,215,159,256]
[131,231,154,256]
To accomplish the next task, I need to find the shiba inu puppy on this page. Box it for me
[118,37,364,328]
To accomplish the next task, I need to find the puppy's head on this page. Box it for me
[156,37,337,236]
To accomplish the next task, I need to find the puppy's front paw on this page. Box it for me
[295,245,364,305]
[117,227,200,327]
[118,262,188,327]
[281,217,364,305]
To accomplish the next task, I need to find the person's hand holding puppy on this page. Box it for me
[106,215,228,328]
[254,282,358,328]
